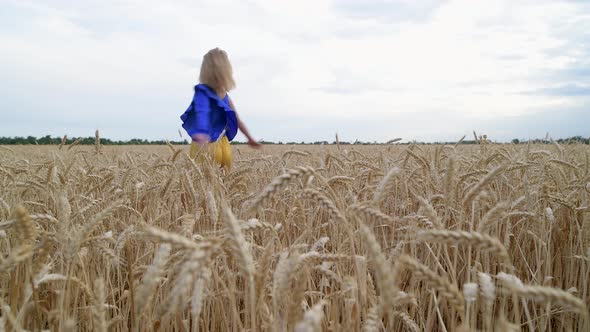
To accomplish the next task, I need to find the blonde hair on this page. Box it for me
[199,48,236,95]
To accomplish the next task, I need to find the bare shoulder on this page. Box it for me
[228,96,236,110]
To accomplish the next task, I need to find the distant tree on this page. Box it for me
[0,135,587,145]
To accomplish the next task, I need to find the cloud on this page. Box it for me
[481,106,590,140]
[0,0,589,142]
[333,0,446,23]
[522,84,590,97]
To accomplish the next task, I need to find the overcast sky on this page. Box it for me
[1,0,589,143]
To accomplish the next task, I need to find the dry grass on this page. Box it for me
[0,142,589,331]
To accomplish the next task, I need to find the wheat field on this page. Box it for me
[0,141,589,331]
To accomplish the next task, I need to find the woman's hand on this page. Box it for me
[247,138,262,149]
[192,133,210,146]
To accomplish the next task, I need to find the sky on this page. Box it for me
[0,0,589,143]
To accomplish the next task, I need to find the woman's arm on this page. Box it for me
[229,97,261,148]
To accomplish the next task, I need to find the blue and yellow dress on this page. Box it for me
[180,84,238,169]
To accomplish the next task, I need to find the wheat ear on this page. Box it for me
[391,311,419,332]
[418,230,511,267]
[92,278,107,332]
[223,206,256,331]
[141,225,218,251]
[583,212,590,257]
[497,274,588,315]
[349,203,395,225]
[372,167,401,206]
[396,255,465,318]
[414,194,443,228]
[477,201,510,232]
[272,251,301,331]
[248,166,315,211]
[358,223,404,313]
[362,305,381,332]
[135,243,171,317]
[294,300,326,332]
[14,205,37,244]
[302,188,346,222]
[462,165,506,208]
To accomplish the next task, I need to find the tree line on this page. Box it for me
[0,135,186,145]
[0,135,588,145]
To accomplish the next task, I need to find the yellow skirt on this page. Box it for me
[189,136,232,170]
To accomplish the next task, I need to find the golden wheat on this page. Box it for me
[0,143,588,331]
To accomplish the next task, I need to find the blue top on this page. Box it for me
[180,84,238,142]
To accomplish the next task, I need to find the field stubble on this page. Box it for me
[0,142,589,331]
